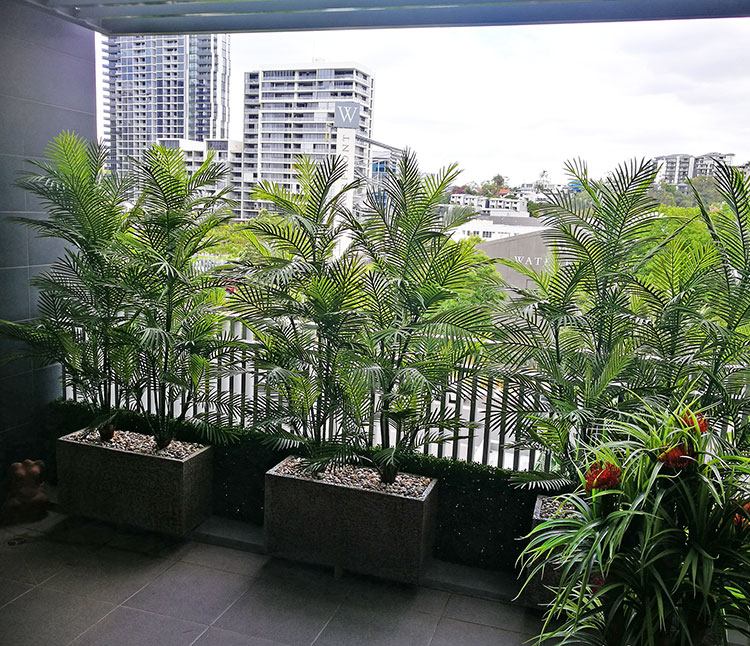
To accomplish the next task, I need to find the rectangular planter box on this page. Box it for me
[264,456,438,584]
[57,431,213,537]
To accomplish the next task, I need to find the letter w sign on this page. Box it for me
[334,102,361,128]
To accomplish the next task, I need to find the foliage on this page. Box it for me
[491,159,663,489]
[453,172,507,197]
[0,132,133,431]
[521,402,750,646]
[648,176,724,208]
[490,160,750,491]
[437,243,506,315]
[117,145,244,448]
[346,150,494,482]
[228,155,368,468]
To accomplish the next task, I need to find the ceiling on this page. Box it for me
[18,0,750,35]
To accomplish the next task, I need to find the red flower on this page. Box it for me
[658,445,695,469]
[734,502,750,529]
[585,462,622,491]
[681,412,708,434]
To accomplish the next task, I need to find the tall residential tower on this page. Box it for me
[105,34,230,173]
[241,63,374,218]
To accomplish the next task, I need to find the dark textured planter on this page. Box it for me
[57,431,212,537]
[264,456,438,584]
[518,494,562,608]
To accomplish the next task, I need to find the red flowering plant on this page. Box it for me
[520,401,750,646]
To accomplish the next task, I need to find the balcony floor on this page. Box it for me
[0,512,544,646]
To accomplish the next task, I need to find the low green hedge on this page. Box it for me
[46,399,536,572]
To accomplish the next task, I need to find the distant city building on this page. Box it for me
[477,230,549,289]
[653,152,735,191]
[445,193,539,242]
[449,193,527,214]
[105,34,230,173]
[159,138,243,218]
[452,214,545,242]
[241,63,374,218]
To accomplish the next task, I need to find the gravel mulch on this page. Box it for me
[68,429,205,460]
[276,457,432,499]
[538,495,579,521]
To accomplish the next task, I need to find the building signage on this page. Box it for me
[334,102,360,128]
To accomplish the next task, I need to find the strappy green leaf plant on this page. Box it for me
[521,401,750,646]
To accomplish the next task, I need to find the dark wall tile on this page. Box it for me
[0,37,95,114]
[0,370,34,433]
[0,336,32,380]
[26,213,68,268]
[0,154,28,212]
[0,267,31,322]
[22,101,97,159]
[0,215,29,269]
[28,264,52,320]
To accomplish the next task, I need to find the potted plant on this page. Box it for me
[520,402,750,646]
[10,139,244,536]
[230,153,488,582]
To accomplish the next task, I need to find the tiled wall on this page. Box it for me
[0,3,96,469]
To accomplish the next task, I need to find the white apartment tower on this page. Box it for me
[159,138,244,219]
[241,64,374,218]
[105,34,230,173]
[654,152,736,190]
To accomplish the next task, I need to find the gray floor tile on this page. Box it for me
[194,626,292,646]
[125,561,251,624]
[0,536,93,585]
[107,527,188,558]
[44,517,119,547]
[70,606,207,646]
[0,577,32,607]
[0,586,113,646]
[342,576,450,615]
[215,581,340,646]
[41,546,174,604]
[181,542,271,577]
[444,593,540,634]
[430,617,537,646]
[314,603,439,646]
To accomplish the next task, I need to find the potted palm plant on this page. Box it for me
[31,141,245,536]
[231,152,490,582]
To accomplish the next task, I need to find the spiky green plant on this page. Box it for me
[345,150,492,482]
[228,155,370,468]
[117,144,243,448]
[0,132,133,433]
[491,159,663,489]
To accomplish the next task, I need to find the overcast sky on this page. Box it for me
[225,17,750,185]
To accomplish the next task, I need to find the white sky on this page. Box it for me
[228,18,750,185]
[98,17,750,186]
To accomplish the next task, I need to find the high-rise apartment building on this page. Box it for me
[105,34,230,173]
[241,63,374,218]
[159,138,243,218]
[654,151,735,190]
